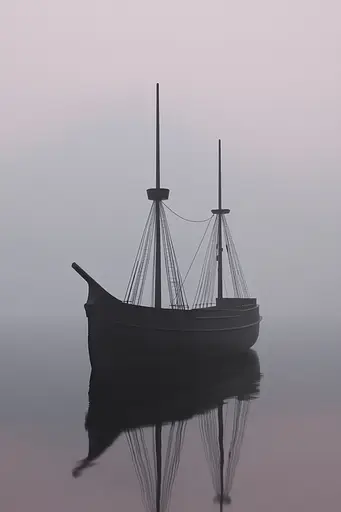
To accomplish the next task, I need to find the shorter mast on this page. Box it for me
[193,140,251,307]
[210,140,230,305]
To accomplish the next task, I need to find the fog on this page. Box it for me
[1,0,340,320]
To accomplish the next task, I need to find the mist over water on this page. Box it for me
[1,317,341,511]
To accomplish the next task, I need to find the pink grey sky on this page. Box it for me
[1,1,340,319]
[2,1,340,152]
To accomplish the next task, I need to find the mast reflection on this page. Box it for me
[73,346,261,511]
[200,398,255,508]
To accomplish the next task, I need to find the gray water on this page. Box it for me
[1,317,341,511]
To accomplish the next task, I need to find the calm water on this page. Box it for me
[1,317,341,511]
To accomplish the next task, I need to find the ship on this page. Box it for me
[72,84,260,364]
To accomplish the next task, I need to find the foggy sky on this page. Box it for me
[1,0,341,319]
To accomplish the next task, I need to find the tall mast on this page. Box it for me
[146,84,170,308]
[154,83,162,308]
[217,139,223,300]
[155,424,162,512]
[217,404,225,512]
[127,84,170,309]
[156,83,161,188]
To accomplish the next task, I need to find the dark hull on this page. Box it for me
[72,262,261,369]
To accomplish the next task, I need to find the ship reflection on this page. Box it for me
[73,346,261,510]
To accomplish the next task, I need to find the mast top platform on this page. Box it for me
[211,208,230,215]
[147,188,170,201]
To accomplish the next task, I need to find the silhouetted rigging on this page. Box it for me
[191,140,249,308]
[126,422,186,512]
[124,84,187,309]
[199,395,255,508]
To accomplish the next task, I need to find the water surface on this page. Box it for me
[1,317,341,511]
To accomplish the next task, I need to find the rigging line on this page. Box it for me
[193,216,218,308]
[126,430,155,512]
[133,430,156,508]
[160,204,188,308]
[132,208,155,304]
[165,422,186,509]
[225,401,245,492]
[177,215,214,291]
[161,424,176,509]
[225,401,250,494]
[161,206,183,307]
[136,217,155,305]
[199,410,222,493]
[160,208,174,306]
[223,219,242,298]
[162,202,213,223]
[223,217,249,297]
[202,221,219,307]
[224,278,228,297]
[161,422,186,511]
[125,204,154,302]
